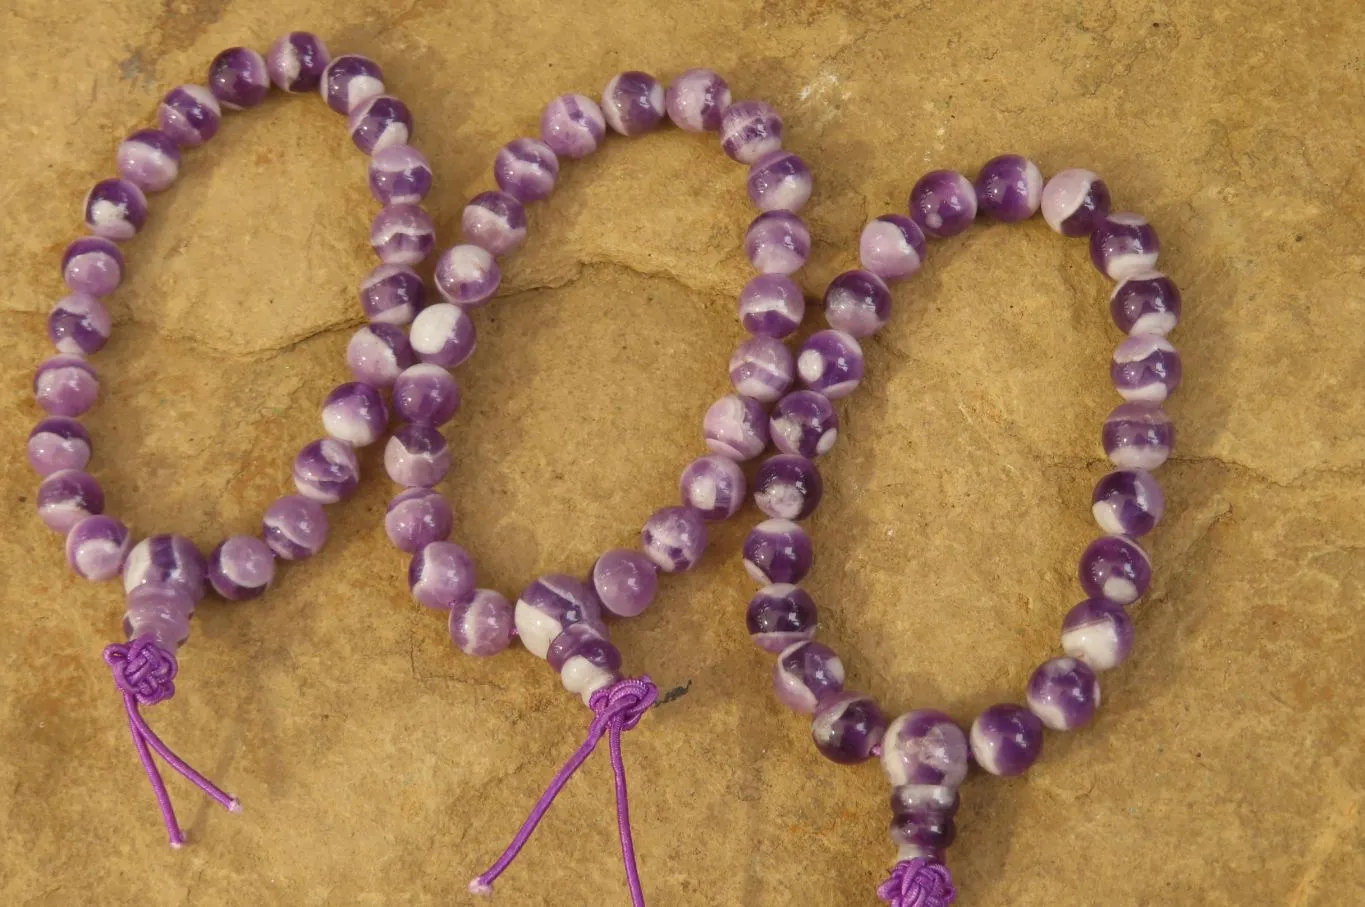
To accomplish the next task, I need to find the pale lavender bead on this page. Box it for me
[1103,401,1174,471]
[747,150,812,213]
[493,138,559,202]
[602,71,665,135]
[360,263,426,325]
[1092,469,1164,537]
[824,269,892,338]
[368,145,433,205]
[729,336,794,403]
[746,583,817,652]
[970,703,1043,776]
[36,469,104,532]
[641,506,708,572]
[263,494,328,560]
[812,692,887,764]
[62,237,124,297]
[434,244,501,308]
[321,381,389,446]
[83,179,147,241]
[409,303,476,368]
[370,204,435,265]
[703,393,769,461]
[27,417,91,476]
[550,625,623,703]
[679,454,747,521]
[1111,271,1181,336]
[348,95,412,155]
[346,323,414,387]
[858,214,926,281]
[292,438,360,503]
[773,641,844,714]
[720,100,783,164]
[738,274,805,338]
[34,355,99,417]
[123,534,206,601]
[157,85,220,146]
[123,584,193,651]
[745,211,810,275]
[909,170,978,238]
[65,515,130,581]
[1112,334,1182,403]
[384,423,452,488]
[409,541,476,609]
[48,294,112,356]
[1079,534,1151,605]
[540,93,606,159]
[320,54,384,115]
[797,330,864,399]
[754,454,823,521]
[515,574,605,658]
[665,68,731,132]
[207,535,275,600]
[881,710,969,788]
[449,589,514,656]
[743,518,813,585]
[267,31,330,93]
[974,154,1043,222]
[1041,168,1111,237]
[461,191,527,256]
[393,363,461,426]
[1091,213,1160,280]
[1061,599,1135,671]
[591,549,658,618]
[208,47,269,110]
[770,390,839,459]
[1027,657,1101,731]
[384,487,453,553]
[116,129,181,193]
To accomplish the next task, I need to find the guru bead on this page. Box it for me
[369,145,433,206]
[974,154,1043,222]
[540,93,606,159]
[858,214,926,281]
[1061,599,1135,671]
[83,179,147,240]
[773,640,845,714]
[720,100,783,164]
[601,71,666,136]
[969,703,1043,777]
[665,68,731,132]
[360,263,426,325]
[591,549,658,618]
[548,624,624,703]
[48,293,112,356]
[207,536,275,601]
[1091,213,1160,280]
[36,469,104,532]
[321,381,389,447]
[797,330,864,399]
[1041,168,1112,237]
[292,438,361,503]
[812,692,888,764]
[384,487,453,553]
[1078,534,1151,605]
[880,710,970,788]
[908,169,978,238]
[123,534,206,601]
[770,390,838,459]
[679,454,747,521]
[1026,657,1100,731]
[207,47,270,110]
[116,129,181,193]
[745,211,811,275]
[65,515,130,581]
[1103,401,1174,470]
[123,584,193,651]
[743,518,813,585]
[703,393,770,461]
[409,541,476,609]
[1091,469,1165,537]
[823,269,892,338]
[266,31,330,93]
[384,423,453,488]
[262,494,328,560]
[61,236,124,297]
[27,416,91,476]
[753,454,823,521]
[747,150,813,213]
[640,505,708,572]
[157,84,220,146]
[449,589,515,656]
[746,583,818,652]
[729,335,794,403]
[515,574,606,658]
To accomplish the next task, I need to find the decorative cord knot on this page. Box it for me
[104,637,178,706]
[589,675,659,733]
[877,858,957,907]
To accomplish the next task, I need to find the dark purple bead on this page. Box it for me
[1103,402,1174,471]
[83,179,147,241]
[48,294,111,356]
[384,487,453,553]
[743,518,813,585]
[1041,169,1111,237]
[665,68,731,132]
[28,416,91,476]
[812,692,888,764]
[881,710,970,787]
[770,390,838,459]
[546,623,613,672]
[461,191,527,256]
[797,330,864,399]
[754,454,823,521]
[1078,534,1151,605]
[908,169,978,238]
[745,210,811,275]
[207,536,275,600]
[747,150,812,213]
[346,323,415,388]
[369,145,433,206]
[360,263,426,325]
[123,534,206,602]
[116,129,181,193]
[773,640,844,714]
[823,269,892,338]
[62,236,124,297]
[1090,213,1161,280]
[409,541,475,609]
[36,469,104,532]
[393,363,461,426]
[746,583,817,652]
[262,494,328,560]
[1112,334,1182,403]
[321,381,389,447]
[738,274,805,338]
[320,54,384,115]
[1092,469,1164,537]
[641,505,708,572]
[292,438,360,503]
[889,810,956,852]
[348,95,413,155]
[66,514,130,581]
[208,47,270,110]
[1027,657,1100,731]
[1061,598,1135,671]
[720,100,783,164]
[969,703,1043,776]
[493,138,559,202]
[601,71,665,136]
[157,85,220,146]
[1110,271,1181,336]
[267,31,330,93]
[974,154,1043,222]
[34,355,98,417]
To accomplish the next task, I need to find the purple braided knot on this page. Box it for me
[589,675,659,731]
[103,636,178,706]
[877,859,956,907]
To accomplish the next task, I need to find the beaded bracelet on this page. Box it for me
[28,32,435,847]
[734,162,1179,904]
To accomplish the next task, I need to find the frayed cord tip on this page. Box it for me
[468,879,493,896]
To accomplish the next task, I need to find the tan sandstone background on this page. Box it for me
[1,1,1362,904]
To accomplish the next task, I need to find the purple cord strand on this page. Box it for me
[608,720,646,907]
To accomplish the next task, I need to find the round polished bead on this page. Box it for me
[797,330,864,399]
[48,294,112,356]
[83,179,147,241]
[266,31,330,92]
[1061,598,1135,671]
[292,438,360,503]
[321,381,388,446]
[409,541,476,609]
[207,535,275,600]
[909,170,977,238]
[602,71,665,135]
[743,518,813,585]
[551,625,623,704]
[263,494,328,560]
[515,574,605,658]
[812,692,887,764]
[591,549,658,618]
[28,416,91,476]
[123,585,193,651]
[882,710,970,787]
[360,263,425,325]
[346,323,414,387]
[745,211,810,275]
[123,534,206,601]
[540,93,606,159]
[393,363,461,426]
[1103,401,1174,471]
[974,154,1043,222]
[157,85,220,146]
[720,100,783,164]
[770,390,838,459]
[1091,213,1160,280]
[116,129,181,193]
[1111,270,1181,336]
[434,244,501,308]
[1078,534,1151,605]
[320,54,385,114]
[773,640,844,714]
[729,336,794,403]
[824,269,892,338]
[348,95,413,155]
[208,47,269,110]
[461,191,527,256]
[36,469,103,532]
[65,515,130,581]
[1092,469,1164,537]
[449,589,514,656]
[370,204,435,265]
[409,303,476,367]
[641,506,708,572]
[62,237,124,297]
[384,423,452,488]
[703,393,769,461]
[679,454,747,521]
[493,138,559,202]
[368,145,433,206]
[1041,168,1112,236]
[747,150,812,213]
[1027,657,1101,731]
[665,68,731,132]
[970,703,1043,776]
[738,274,805,338]
[384,487,453,553]
[1112,334,1182,403]
[889,809,957,853]
[858,214,926,281]
[754,454,823,521]
[746,583,817,652]
[34,355,99,417]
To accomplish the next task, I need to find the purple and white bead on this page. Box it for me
[703,394,769,461]
[823,269,892,338]
[743,519,813,585]
[34,355,99,417]
[540,93,606,159]
[409,541,476,609]
[1041,169,1112,237]
[36,469,104,532]
[461,191,527,256]
[123,585,193,651]
[754,455,823,521]
[1061,599,1135,671]
[370,204,435,265]
[208,47,269,110]
[665,68,731,132]
[601,71,665,136]
[61,237,124,297]
[548,624,623,703]
[115,129,181,193]
[348,95,413,155]
[434,244,501,308]
[1027,657,1101,731]
[1103,401,1174,470]
[384,424,452,488]
[747,150,812,213]
[384,487,453,553]
[515,574,605,658]
[393,363,461,426]
[888,785,959,859]
[738,274,805,338]
[157,85,220,146]
[591,549,658,618]
[797,330,864,399]
[773,640,844,714]
[449,589,515,657]
[320,54,384,115]
[679,454,747,521]
[83,179,147,241]
[974,154,1043,222]
[770,390,838,459]
[1092,469,1164,537]
[969,703,1043,777]
[909,170,978,238]
[746,584,817,653]
[1112,334,1182,403]
[1078,534,1151,605]
[881,710,970,788]
[1111,271,1181,336]
[48,294,112,356]
[123,534,206,600]
[27,417,91,476]
[267,31,330,93]
[812,692,888,765]
[368,145,433,205]
[65,515,130,581]
[720,100,782,164]
[745,211,810,275]
[360,263,426,325]
[263,494,328,560]
[729,336,794,403]
[207,536,275,600]
[640,505,708,573]
[321,381,389,447]
[409,302,476,368]
[858,215,926,281]
[292,438,361,503]
[493,138,559,202]
[1091,213,1160,280]
[346,323,414,388]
